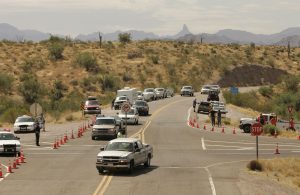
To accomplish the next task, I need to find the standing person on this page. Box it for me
[289,117,295,131]
[35,122,41,146]
[193,98,197,112]
[258,113,265,125]
[210,110,216,127]
[111,98,115,110]
[217,110,222,127]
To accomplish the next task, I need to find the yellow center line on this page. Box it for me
[93,98,188,195]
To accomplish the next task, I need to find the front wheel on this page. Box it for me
[128,161,134,174]
[244,125,251,133]
[98,167,105,174]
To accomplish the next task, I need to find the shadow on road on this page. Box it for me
[105,165,158,177]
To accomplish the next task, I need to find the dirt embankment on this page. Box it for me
[217,65,288,87]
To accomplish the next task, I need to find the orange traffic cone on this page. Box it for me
[233,127,236,134]
[88,121,90,128]
[197,123,200,128]
[221,126,225,133]
[71,130,75,139]
[20,154,25,163]
[53,139,57,149]
[274,143,280,154]
[0,164,3,178]
[77,129,81,138]
[60,136,64,145]
[12,159,17,169]
[7,160,12,173]
[203,124,206,130]
[56,138,60,147]
[298,135,300,140]
[211,126,214,132]
[16,157,20,165]
[66,132,69,141]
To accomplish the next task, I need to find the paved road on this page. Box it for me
[0,93,299,195]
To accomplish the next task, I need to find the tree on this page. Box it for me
[0,73,14,94]
[19,76,41,104]
[118,33,131,44]
[48,43,64,60]
[75,52,99,72]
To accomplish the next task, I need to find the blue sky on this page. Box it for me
[0,0,299,36]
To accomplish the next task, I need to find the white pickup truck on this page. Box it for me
[96,138,153,174]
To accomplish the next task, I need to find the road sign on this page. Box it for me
[251,123,263,136]
[230,87,239,95]
[121,102,131,113]
[80,102,85,110]
[30,103,42,117]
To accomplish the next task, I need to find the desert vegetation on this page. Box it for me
[0,36,299,123]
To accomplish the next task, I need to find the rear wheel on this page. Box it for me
[98,167,104,174]
[144,155,151,167]
[244,125,251,133]
[92,136,96,140]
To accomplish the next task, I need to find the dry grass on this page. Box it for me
[257,158,300,190]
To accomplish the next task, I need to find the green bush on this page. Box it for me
[263,124,279,135]
[0,73,14,94]
[283,75,300,92]
[21,57,45,71]
[48,43,64,60]
[75,52,99,72]
[122,72,133,82]
[0,107,28,123]
[127,50,142,59]
[50,80,67,101]
[99,74,120,91]
[118,33,131,44]
[19,76,42,104]
[150,55,159,64]
[259,86,273,97]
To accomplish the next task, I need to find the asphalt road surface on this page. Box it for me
[0,93,299,195]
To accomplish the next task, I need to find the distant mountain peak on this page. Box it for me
[177,24,191,37]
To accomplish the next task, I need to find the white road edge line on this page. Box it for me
[202,137,206,150]
[186,107,192,126]
[205,167,216,195]
[0,164,10,182]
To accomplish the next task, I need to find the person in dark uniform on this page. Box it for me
[35,122,41,146]
[210,110,216,127]
[217,110,222,127]
[111,98,115,110]
[193,98,197,112]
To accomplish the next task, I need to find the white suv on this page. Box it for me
[180,86,194,96]
[143,88,157,101]
[14,115,37,133]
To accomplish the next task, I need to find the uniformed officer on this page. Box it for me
[35,122,41,146]
[193,98,197,112]
[217,110,222,127]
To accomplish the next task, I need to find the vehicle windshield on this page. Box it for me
[117,96,127,101]
[85,100,99,106]
[95,119,115,125]
[203,86,211,89]
[134,101,146,106]
[156,88,164,91]
[16,117,34,123]
[183,86,192,89]
[144,89,154,92]
[0,133,16,140]
[106,142,134,152]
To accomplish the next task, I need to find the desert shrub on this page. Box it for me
[50,80,67,101]
[19,75,42,104]
[21,56,45,71]
[263,124,279,135]
[65,115,74,121]
[223,118,231,125]
[122,72,133,82]
[283,75,300,92]
[247,160,263,171]
[0,73,14,94]
[75,52,99,72]
[118,33,131,44]
[150,55,159,64]
[0,107,28,123]
[70,79,78,86]
[127,50,143,59]
[49,35,64,43]
[259,86,273,97]
[48,43,64,60]
[99,74,120,91]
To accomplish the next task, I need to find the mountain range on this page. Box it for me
[1,23,300,46]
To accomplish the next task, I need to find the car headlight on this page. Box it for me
[96,107,99,110]
[16,144,21,148]
[109,128,115,132]
[119,157,129,163]
[97,157,103,162]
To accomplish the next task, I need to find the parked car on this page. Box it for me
[0,130,21,156]
[155,88,166,99]
[118,108,139,125]
[84,97,101,115]
[239,113,277,133]
[91,116,119,140]
[166,88,174,97]
[133,100,149,116]
[96,138,153,174]
[180,86,194,96]
[197,101,211,114]
[210,85,220,93]
[13,115,37,133]
[142,88,157,101]
[114,96,130,110]
[136,91,144,100]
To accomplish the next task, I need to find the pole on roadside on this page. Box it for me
[125,111,128,137]
[256,135,259,161]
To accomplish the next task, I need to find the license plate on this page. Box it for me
[20,127,27,131]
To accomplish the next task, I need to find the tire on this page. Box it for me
[244,125,251,133]
[146,111,149,116]
[136,120,139,125]
[144,155,151,167]
[92,136,96,140]
[128,161,134,174]
[98,167,105,174]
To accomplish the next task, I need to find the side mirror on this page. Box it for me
[100,146,105,151]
